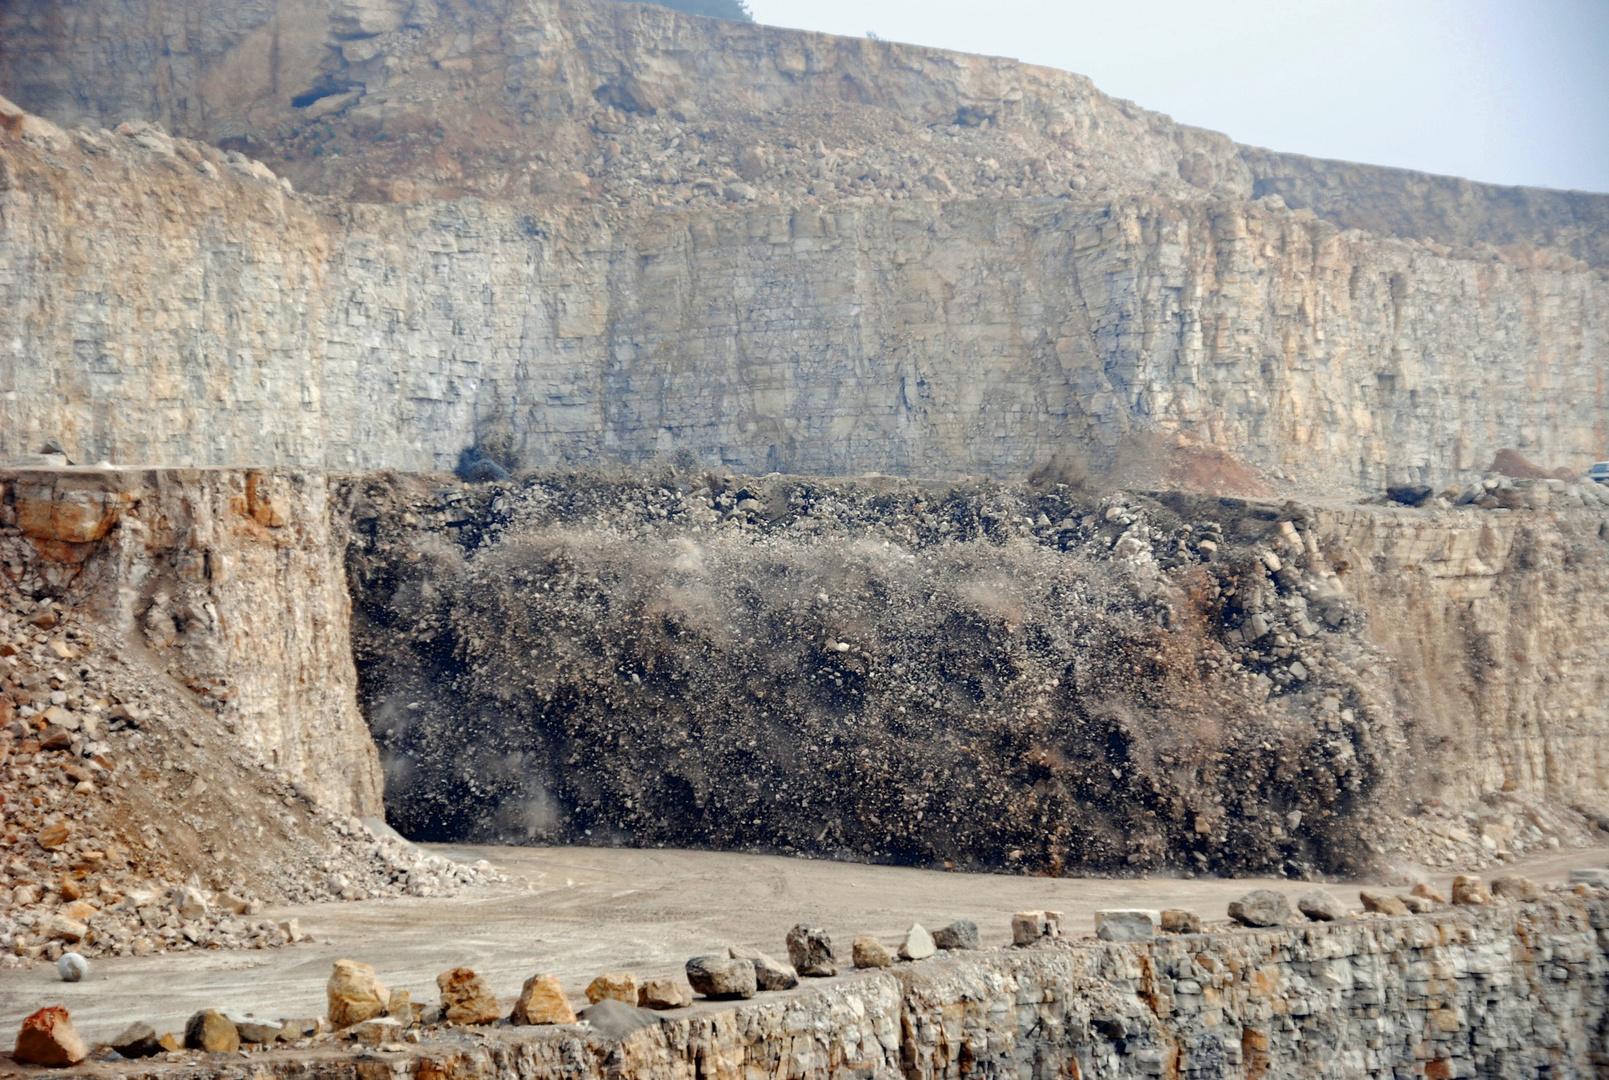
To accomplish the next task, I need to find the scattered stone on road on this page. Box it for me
[1228,890,1289,927]
[585,972,639,1005]
[1490,874,1542,902]
[932,919,979,949]
[686,955,757,999]
[1095,910,1156,942]
[184,1009,240,1053]
[786,925,837,977]
[637,977,693,1010]
[899,923,936,959]
[13,1006,89,1067]
[1011,910,1062,945]
[511,974,577,1025]
[1452,875,1490,905]
[437,967,501,1025]
[1359,889,1410,916]
[327,959,390,1028]
[110,1021,161,1059]
[729,945,799,990]
[1160,909,1201,934]
[852,936,893,969]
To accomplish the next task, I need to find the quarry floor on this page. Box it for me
[2,843,1606,1042]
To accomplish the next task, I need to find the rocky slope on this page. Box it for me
[339,469,1609,877]
[0,469,495,968]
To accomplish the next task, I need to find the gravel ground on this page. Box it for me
[2,842,1604,1043]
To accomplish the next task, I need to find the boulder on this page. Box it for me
[1228,890,1289,927]
[14,1006,89,1067]
[637,977,693,1010]
[1010,910,1062,945]
[1159,909,1201,934]
[184,1009,240,1053]
[585,972,639,1005]
[1410,883,1448,904]
[728,945,798,990]
[512,974,578,1025]
[576,998,660,1041]
[931,919,979,950]
[348,1017,403,1045]
[56,952,88,981]
[1095,910,1157,942]
[110,1021,162,1059]
[1452,875,1490,906]
[686,955,757,999]
[852,936,893,969]
[236,1021,283,1044]
[328,959,390,1028]
[1489,874,1542,902]
[785,925,837,977]
[1400,894,1433,914]
[437,967,500,1025]
[899,923,936,960]
[1358,889,1409,916]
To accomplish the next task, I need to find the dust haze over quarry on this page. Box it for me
[343,470,1406,878]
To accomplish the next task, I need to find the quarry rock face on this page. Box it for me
[0,0,1603,489]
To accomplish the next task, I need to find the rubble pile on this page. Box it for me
[0,509,499,970]
[341,469,1607,879]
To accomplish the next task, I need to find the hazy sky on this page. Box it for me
[744,0,1609,193]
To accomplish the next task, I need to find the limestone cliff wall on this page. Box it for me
[1313,503,1609,808]
[1,120,1604,487]
[0,467,383,816]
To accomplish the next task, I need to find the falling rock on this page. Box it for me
[932,919,979,950]
[36,822,71,850]
[899,923,937,960]
[1359,889,1410,916]
[785,925,837,977]
[1400,894,1434,914]
[184,1009,240,1053]
[512,974,578,1025]
[56,952,88,981]
[438,967,500,1025]
[1411,883,1448,904]
[110,1021,162,1059]
[328,959,391,1028]
[576,998,661,1040]
[1160,909,1201,934]
[1567,868,1609,887]
[729,945,798,990]
[637,977,693,1010]
[13,1006,89,1067]
[686,955,757,999]
[1011,910,1062,945]
[1490,874,1543,902]
[852,936,893,969]
[1297,890,1346,921]
[585,972,639,1005]
[1228,890,1289,927]
[1452,875,1490,906]
[1095,910,1157,942]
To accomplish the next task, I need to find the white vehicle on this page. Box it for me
[1591,462,1609,485]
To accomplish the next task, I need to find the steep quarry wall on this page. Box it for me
[0,467,382,816]
[1,117,1604,487]
[1,0,1606,487]
[340,470,1609,874]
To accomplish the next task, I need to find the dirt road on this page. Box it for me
[2,843,1604,1040]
